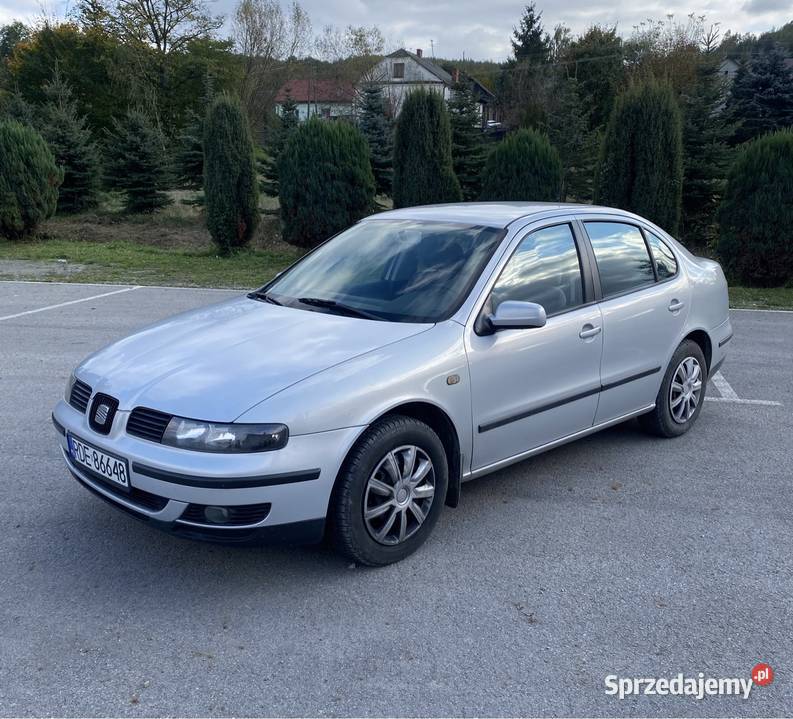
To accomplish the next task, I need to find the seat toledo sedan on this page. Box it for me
[53,203,732,565]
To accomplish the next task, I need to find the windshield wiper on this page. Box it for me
[248,290,282,306]
[297,297,384,321]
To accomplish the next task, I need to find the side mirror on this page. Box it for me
[485,300,547,333]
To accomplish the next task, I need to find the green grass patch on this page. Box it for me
[729,286,793,311]
[0,237,301,289]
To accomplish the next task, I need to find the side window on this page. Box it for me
[584,222,655,298]
[646,231,678,280]
[490,224,583,316]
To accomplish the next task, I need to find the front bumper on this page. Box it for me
[53,399,364,545]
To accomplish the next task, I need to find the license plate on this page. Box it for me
[67,433,130,491]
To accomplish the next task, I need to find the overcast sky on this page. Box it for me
[2,0,790,60]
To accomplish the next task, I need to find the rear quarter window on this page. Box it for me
[646,231,678,280]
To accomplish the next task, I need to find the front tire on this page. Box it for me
[329,415,448,566]
[639,339,708,438]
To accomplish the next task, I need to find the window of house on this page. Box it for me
[645,231,678,280]
[584,222,656,298]
[490,224,584,316]
[393,62,405,79]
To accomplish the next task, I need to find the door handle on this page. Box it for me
[668,299,685,313]
[579,324,602,339]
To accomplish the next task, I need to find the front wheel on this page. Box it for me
[639,339,708,438]
[329,415,448,566]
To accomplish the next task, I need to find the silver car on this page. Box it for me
[53,203,732,565]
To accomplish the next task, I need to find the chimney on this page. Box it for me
[416,48,423,57]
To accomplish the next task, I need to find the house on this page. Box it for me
[274,79,355,121]
[718,58,740,83]
[364,48,499,127]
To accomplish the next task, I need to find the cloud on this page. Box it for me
[741,0,792,13]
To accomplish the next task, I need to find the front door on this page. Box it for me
[466,223,603,472]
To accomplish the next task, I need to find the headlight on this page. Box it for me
[64,373,76,402]
[162,417,289,453]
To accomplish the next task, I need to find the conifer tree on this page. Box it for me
[261,95,299,197]
[448,80,486,201]
[357,83,393,196]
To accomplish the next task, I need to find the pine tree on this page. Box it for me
[38,69,101,213]
[725,41,793,145]
[511,4,550,65]
[203,94,259,254]
[0,120,63,238]
[679,55,734,248]
[392,89,462,208]
[448,80,486,201]
[544,76,597,202]
[174,109,204,191]
[479,128,562,201]
[357,83,393,197]
[261,95,299,197]
[717,129,793,286]
[595,80,684,235]
[104,109,172,213]
[279,118,374,248]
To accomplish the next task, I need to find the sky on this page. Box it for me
[1,0,791,60]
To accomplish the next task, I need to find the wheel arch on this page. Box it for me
[682,329,712,373]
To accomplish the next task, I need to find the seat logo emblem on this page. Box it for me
[95,403,111,426]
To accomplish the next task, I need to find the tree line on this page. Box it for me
[0,2,791,286]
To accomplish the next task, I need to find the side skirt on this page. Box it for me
[463,404,655,481]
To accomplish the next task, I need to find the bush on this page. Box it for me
[717,130,793,286]
[38,71,101,213]
[104,109,172,213]
[0,120,63,239]
[392,89,461,208]
[479,129,562,201]
[279,118,374,248]
[203,95,259,254]
[595,80,683,235]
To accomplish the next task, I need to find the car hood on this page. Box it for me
[77,296,432,422]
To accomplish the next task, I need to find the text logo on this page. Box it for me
[752,663,774,687]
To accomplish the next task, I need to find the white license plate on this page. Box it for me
[67,434,130,491]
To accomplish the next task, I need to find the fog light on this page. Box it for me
[204,506,230,524]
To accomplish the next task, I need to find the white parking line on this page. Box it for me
[710,371,739,400]
[0,286,139,322]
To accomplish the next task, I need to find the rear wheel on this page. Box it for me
[329,415,448,566]
[639,339,708,438]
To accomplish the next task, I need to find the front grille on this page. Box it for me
[69,379,92,413]
[66,454,168,511]
[180,502,271,526]
[127,407,172,443]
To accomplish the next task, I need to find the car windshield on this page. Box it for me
[262,220,506,323]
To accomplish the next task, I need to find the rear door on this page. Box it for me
[579,220,690,424]
[466,221,603,472]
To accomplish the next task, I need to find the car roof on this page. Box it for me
[366,202,601,229]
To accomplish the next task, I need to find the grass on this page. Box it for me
[728,286,793,311]
[0,192,302,289]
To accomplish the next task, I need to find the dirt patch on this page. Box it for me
[0,259,86,279]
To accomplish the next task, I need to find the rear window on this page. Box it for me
[584,222,655,298]
[646,231,678,280]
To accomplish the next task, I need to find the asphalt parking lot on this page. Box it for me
[1,280,791,717]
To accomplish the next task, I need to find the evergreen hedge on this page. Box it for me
[279,118,374,249]
[392,89,462,208]
[203,94,259,254]
[594,80,684,235]
[0,120,63,239]
[717,129,793,286]
[479,128,562,201]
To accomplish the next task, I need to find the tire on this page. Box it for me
[329,415,448,566]
[639,339,708,438]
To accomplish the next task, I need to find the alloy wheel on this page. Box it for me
[363,445,436,545]
[669,356,703,424]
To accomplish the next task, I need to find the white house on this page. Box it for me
[274,79,355,122]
